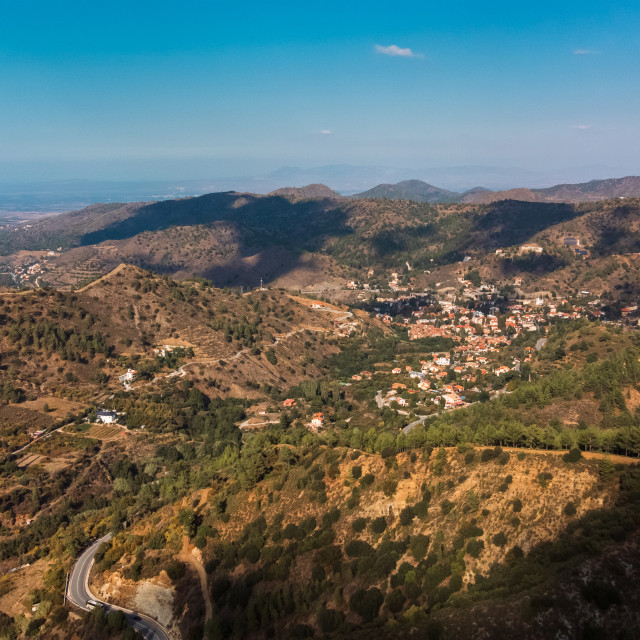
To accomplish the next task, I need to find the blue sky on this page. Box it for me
[1,0,639,183]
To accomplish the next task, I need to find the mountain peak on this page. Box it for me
[351,179,460,203]
[268,183,342,199]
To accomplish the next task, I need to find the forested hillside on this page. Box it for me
[1,190,640,293]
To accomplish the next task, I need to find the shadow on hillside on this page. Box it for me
[474,200,579,247]
[79,192,354,287]
[80,192,351,247]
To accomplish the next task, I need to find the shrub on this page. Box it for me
[399,506,415,526]
[414,499,430,519]
[564,447,583,463]
[512,498,523,513]
[458,522,483,538]
[441,500,454,515]
[370,516,387,534]
[598,458,615,479]
[350,588,384,622]
[492,532,508,547]
[385,588,406,613]
[352,517,368,533]
[345,540,374,558]
[409,534,430,560]
[360,473,375,487]
[466,539,484,558]
[564,501,577,516]
[537,472,553,488]
[165,561,186,581]
[481,447,503,463]
[351,465,362,480]
[283,523,302,539]
[383,479,398,497]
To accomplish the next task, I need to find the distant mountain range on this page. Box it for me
[351,176,640,204]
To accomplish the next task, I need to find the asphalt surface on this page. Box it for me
[67,533,170,640]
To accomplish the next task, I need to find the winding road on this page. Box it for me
[66,534,170,640]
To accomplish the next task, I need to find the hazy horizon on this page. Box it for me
[2,1,639,186]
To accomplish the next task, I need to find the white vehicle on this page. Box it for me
[86,599,102,610]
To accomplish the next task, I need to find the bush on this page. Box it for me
[564,501,577,516]
[492,532,508,547]
[370,516,387,534]
[346,540,374,558]
[458,522,483,538]
[564,447,583,463]
[352,517,368,533]
[409,534,430,560]
[166,561,186,581]
[512,498,523,512]
[399,506,415,526]
[383,479,398,496]
[441,500,454,515]
[466,539,484,558]
[598,458,615,479]
[351,465,362,480]
[414,499,430,519]
[283,523,302,539]
[537,472,553,488]
[25,618,45,637]
[385,588,406,613]
[350,588,384,622]
[481,447,503,463]
[360,473,375,487]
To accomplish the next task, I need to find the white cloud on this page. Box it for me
[573,49,599,55]
[320,129,332,135]
[375,44,423,58]
[571,124,592,130]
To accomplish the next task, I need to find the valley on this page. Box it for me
[0,187,639,640]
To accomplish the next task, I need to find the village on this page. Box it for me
[366,277,603,415]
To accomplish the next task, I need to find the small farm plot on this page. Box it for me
[87,423,126,440]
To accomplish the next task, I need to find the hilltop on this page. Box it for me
[268,184,343,200]
[0,265,379,435]
[351,180,460,203]
[352,176,640,204]
[460,176,640,204]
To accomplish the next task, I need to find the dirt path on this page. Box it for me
[74,263,128,292]
[177,536,212,622]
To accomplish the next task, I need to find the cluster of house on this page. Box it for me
[2,249,62,287]
[505,237,589,258]
[368,295,602,412]
[280,398,325,432]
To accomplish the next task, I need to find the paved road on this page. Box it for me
[67,534,170,640]
[402,415,428,434]
[536,337,548,351]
